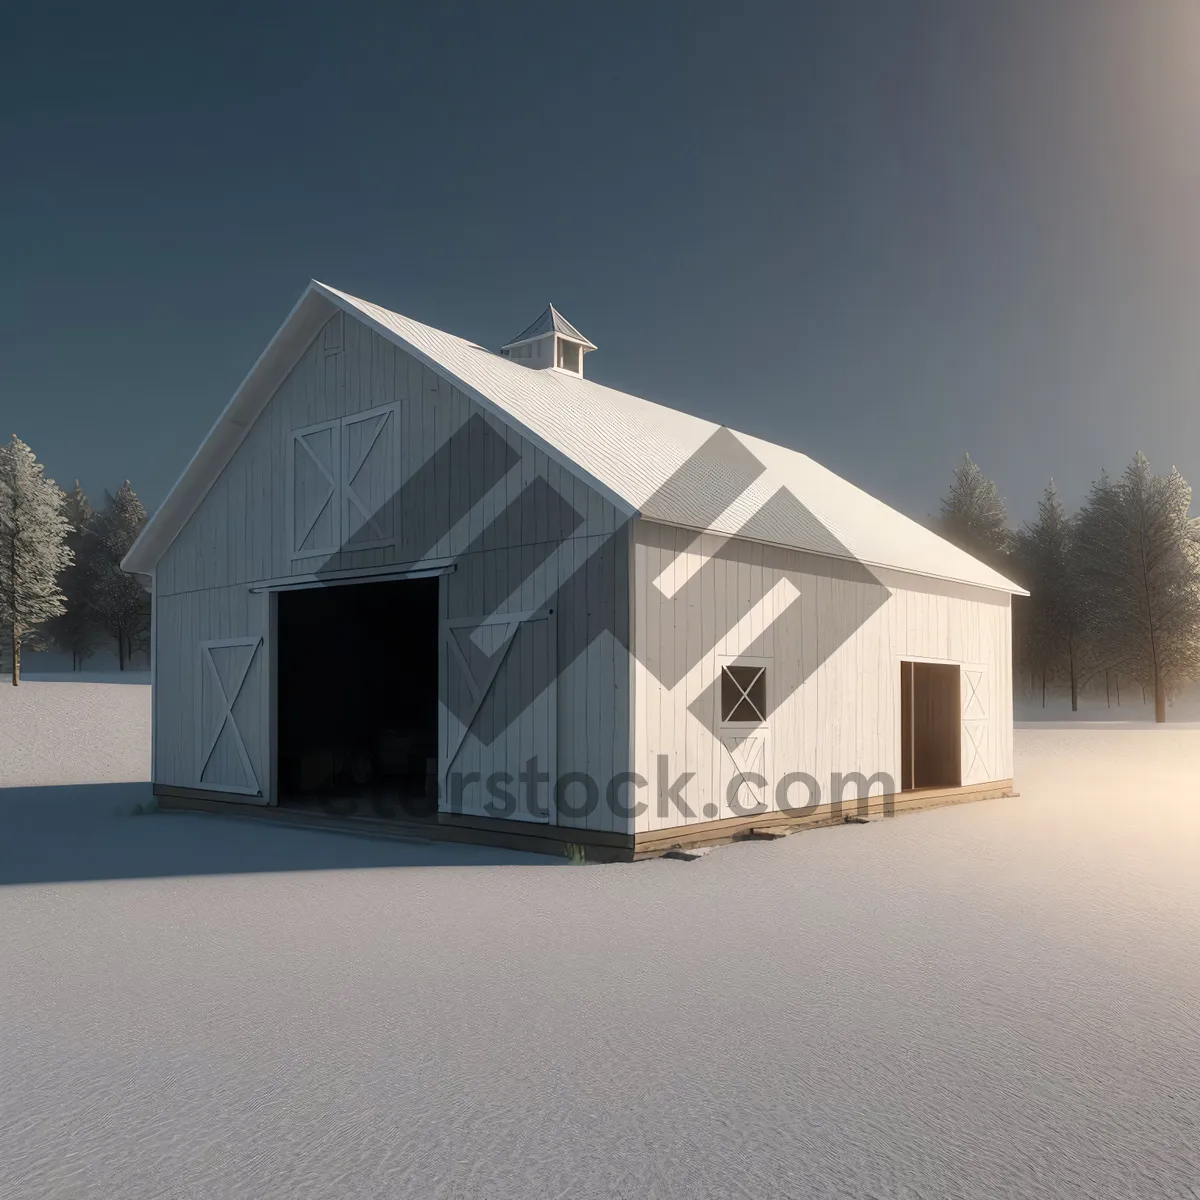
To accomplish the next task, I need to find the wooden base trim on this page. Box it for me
[432,814,634,861]
[154,783,269,807]
[153,787,637,862]
[436,811,633,850]
[633,779,1014,858]
[154,779,1014,864]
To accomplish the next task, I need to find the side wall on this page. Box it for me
[152,308,631,832]
[631,519,1013,835]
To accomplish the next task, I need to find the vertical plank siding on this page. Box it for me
[152,313,630,830]
[152,310,1014,841]
[630,520,1014,836]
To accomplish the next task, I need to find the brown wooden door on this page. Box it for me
[901,661,962,791]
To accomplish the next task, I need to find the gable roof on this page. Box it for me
[123,280,1024,594]
[503,303,595,350]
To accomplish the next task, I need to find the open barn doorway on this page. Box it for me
[276,577,439,819]
[900,661,961,791]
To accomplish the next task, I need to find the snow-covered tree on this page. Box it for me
[938,453,1011,565]
[1073,454,1200,722]
[0,436,73,686]
[90,481,149,669]
[43,481,100,669]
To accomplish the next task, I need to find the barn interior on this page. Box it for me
[900,661,962,790]
[276,578,439,818]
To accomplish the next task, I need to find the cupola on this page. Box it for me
[500,304,595,377]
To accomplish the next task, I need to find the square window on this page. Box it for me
[721,664,766,723]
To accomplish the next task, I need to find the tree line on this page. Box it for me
[0,435,149,685]
[6,427,1199,716]
[937,451,1200,721]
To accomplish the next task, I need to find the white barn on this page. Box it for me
[123,282,1024,860]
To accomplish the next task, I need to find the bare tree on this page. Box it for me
[0,436,73,685]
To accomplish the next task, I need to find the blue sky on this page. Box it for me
[3,0,1200,525]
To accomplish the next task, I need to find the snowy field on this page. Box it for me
[2,681,1199,1199]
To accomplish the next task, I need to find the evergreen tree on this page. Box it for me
[0,436,73,686]
[91,481,149,669]
[938,453,1011,565]
[1074,454,1200,722]
[44,481,100,669]
[1008,561,1039,700]
[1012,483,1093,710]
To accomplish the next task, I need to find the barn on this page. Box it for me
[122,281,1025,860]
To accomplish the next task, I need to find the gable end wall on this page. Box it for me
[151,312,633,831]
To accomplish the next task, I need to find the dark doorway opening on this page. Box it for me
[900,661,961,791]
[277,578,439,819]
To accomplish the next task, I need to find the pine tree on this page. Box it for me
[938,453,1011,565]
[1013,483,1093,710]
[1074,454,1200,722]
[0,436,73,685]
[44,481,100,669]
[91,481,149,669]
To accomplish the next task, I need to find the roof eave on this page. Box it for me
[637,516,1028,596]
[124,281,630,576]
[500,330,597,353]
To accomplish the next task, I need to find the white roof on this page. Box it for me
[124,280,1024,595]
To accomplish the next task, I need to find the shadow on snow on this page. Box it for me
[0,782,560,886]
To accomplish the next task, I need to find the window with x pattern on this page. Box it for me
[721,664,766,723]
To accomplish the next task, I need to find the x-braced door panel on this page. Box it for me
[288,406,398,559]
[961,664,990,785]
[198,637,264,795]
[288,420,341,558]
[719,734,769,820]
[442,610,557,824]
[342,405,396,550]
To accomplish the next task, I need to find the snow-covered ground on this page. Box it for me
[0,675,151,788]
[2,681,1199,1199]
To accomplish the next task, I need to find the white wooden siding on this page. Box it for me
[150,309,1013,841]
[152,312,631,831]
[341,403,397,550]
[631,520,1014,835]
[156,315,624,593]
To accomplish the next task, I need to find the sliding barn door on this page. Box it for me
[442,611,557,823]
[960,663,990,784]
[197,636,265,796]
